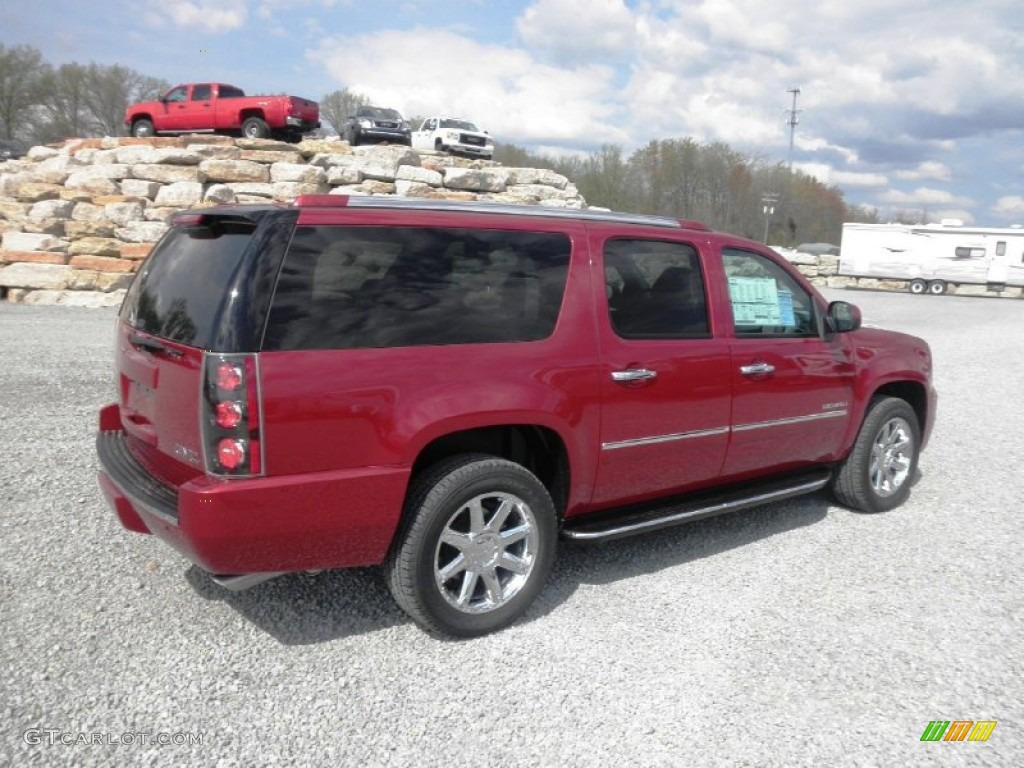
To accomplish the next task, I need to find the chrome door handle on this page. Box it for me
[611,368,657,382]
[740,362,775,376]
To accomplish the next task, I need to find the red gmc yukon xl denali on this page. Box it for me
[123,82,320,142]
[96,196,936,636]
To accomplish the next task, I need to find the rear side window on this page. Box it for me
[121,218,256,347]
[262,226,571,350]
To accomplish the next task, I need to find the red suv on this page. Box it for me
[97,196,936,636]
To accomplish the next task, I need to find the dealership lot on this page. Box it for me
[2,289,1021,767]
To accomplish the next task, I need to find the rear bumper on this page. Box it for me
[96,425,410,574]
[285,116,320,130]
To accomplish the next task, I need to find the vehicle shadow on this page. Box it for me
[185,490,835,643]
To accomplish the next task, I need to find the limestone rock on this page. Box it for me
[32,155,83,184]
[235,138,296,152]
[442,167,508,193]
[2,231,67,252]
[120,179,162,200]
[187,144,242,160]
[200,184,234,204]
[503,168,570,189]
[199,159,270,183]
[72,203,107,222]
[130,164,204,184]
[0,262,74,290]
[154,181,204,207]
[241,150,303,165]
[272,181,326,201]
[29,199,76,222]
[68,254,135,271]
[0,249,68,265]
[16,182,64,202]
[116,221,169,243]
[101,202,144,227]
[325,166,363,185]
[68,237,123,257]
[65,220,116,238]
[296,139,352,158]
[270,163,326,184]
[225,182,274,198]
[396,165,443,186]
[26,146,60,161]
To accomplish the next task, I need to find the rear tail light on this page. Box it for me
[201,353,263,476]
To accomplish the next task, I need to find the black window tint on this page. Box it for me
[722,248,815,336]
[121,220,257,347]
[218,85,245,98]
[604,239,709,338]
[192,84,211,100]
[263,226,570,350]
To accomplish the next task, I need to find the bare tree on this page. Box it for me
[319,88,370,135]
[35,63,89,142]
[81,63,168,136]
[0,43,47,140]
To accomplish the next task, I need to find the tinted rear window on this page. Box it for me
[263,226,571,350]
[121,219,256,347]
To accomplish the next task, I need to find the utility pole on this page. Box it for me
[761,193,778,244]
[786,87,801,171]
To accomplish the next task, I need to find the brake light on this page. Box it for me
[201,353,262,476]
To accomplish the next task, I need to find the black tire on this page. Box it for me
[434,138,446,154]
[909,278,927,295]
[131,119,155,138]
[832,396,920,513]
[927,280,947,295]
[385,454,557,637]
[347,127,361,146]
[241,116,270,139]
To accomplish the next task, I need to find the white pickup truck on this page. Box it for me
[411,116,494,159]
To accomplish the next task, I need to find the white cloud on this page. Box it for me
[150,0,247,33]
[517,0,637,63]
[895,161,951,182]
[993,196,1024,219]
[310,28,626,147]
[878,187,974,207]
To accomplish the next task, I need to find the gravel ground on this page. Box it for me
[1,290,1021,767]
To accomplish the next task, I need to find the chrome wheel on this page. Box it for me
[434,491,538,614]
[869,417,913,497]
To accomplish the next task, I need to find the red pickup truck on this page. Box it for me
[123,82,320,143]
[97,196,936,637]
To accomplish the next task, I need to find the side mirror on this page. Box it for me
[827,300,861,333]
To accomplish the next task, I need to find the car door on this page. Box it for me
[592,233,733,507]
[718,246,856,477]
[411,119,433,150]
[182,83,213,129]
[159,85,191,130]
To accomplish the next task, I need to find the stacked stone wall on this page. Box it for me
[0,135,584,306]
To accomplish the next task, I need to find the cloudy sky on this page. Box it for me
[4,0,1023,224]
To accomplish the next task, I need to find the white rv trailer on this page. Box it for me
[839,220,1024,294]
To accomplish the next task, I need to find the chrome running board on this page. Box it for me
[561,469,831,542]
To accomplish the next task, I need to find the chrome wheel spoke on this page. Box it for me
[488,499,514,532]
[467,498,487,534]
[440,529,471,553]
[498,551,530,575]
[437,553,467,583]
[500,523,530,546]
[456,571,480,607]
[480,569,503,604]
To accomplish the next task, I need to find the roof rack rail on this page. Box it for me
[293,194,694,230]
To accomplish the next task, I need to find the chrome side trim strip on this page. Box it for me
[732,410,848,432]
[602,426,729,451]
[563,476,831,541]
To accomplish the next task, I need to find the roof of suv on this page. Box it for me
[287,195,713,232]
